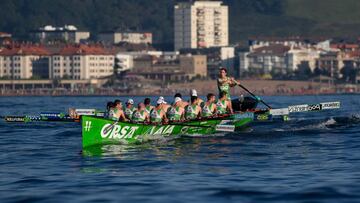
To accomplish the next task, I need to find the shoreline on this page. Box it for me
[0,80,358,97]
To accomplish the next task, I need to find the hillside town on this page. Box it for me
[0,0,359,96]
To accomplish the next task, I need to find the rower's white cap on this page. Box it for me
[157,98,164,104]
[157,97,167,104]
[126,99,134,105]
[174,97,182,103]
[190,89,198,97]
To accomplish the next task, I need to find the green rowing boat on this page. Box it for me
[82,115,253,148]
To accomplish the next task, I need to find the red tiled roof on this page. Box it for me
[0,45,50,56]
[249,44,291,57]
[249,36,329,43]
[347,51,360,58]
[56,44,110,55]
[330,43,359,50]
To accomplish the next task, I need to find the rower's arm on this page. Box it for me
[227,101,234,114]
[145,112,150,122]
[196,106,202,118]
[162,110,168,121]
[120,111,128,122]
[229,77,239,87]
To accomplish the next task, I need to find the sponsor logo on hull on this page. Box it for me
[288,105,308,113]
[270,108,289,116]
[100,124,177,140]
[321,102,340,109]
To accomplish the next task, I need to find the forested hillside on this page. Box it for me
[1,0,360,43]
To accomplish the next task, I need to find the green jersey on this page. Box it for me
[124,107,136,119]
[145,106,154,114]
[201,103,215,117]
[216,100,228,114]
[150,109,163,123]
[107,109,118,121]
[218,77,234,99]
[185,104,198,120]
[167,106,182,121]
[132,110,146,122]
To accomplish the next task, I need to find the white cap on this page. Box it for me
[174,97,182,103]
[127,99,134,105]
[157,96,167,104]
[157,98,164,104]
[190,89,197,97]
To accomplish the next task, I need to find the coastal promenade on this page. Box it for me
[0,80,358,96]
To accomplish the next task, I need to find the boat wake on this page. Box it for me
[269,114,360,133]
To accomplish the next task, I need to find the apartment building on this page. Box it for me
[50,45,114,80]
[315,52,344,78]
[98,32,152,45]
[174,1,228,50]
[0,45,50,79]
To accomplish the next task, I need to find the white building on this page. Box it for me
[115,54,134,73]
[98,32,152,44]
[50,45,114,80]
[287,48,322,71]
[31,25,90,43]
[174,1,228,50]
[239,44,325,76]
[0,46,50,79]
[220,47,235,74]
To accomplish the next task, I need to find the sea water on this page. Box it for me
[0,95,359,203]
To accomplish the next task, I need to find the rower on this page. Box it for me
[201,93,217,118]
[158,96,171,113]
[189,89,204,107]
[185,96,202,120]
[132,102,150,123]
[217,67,240,100]
[167,97,185,122]
[124,99,136,120]
[173,93,188,108]
[150,98,168,124]
[216,91,233,115]
[112,100,127,121]
[144,98,154,114]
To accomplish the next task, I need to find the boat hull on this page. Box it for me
[82,116,252,148]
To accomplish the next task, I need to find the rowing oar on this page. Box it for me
[238,84,272,109]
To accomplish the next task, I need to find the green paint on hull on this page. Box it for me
[82,116,252,148]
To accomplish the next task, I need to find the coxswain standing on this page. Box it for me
[167,97,185,122]
[150,98,168,124]
[144,98,154,114]
[217,67,239,100]
[124,99,136,120]
[201,93,217,118]
[185,96,202,120]
[216,91,233,115]
[132,103,150,123]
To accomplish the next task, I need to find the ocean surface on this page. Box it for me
[0,95,359,203]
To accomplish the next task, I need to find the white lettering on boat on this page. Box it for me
[144,125,175,136]
[288,104,308,113]
[100,124,139,139]
[84,121,92,132]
